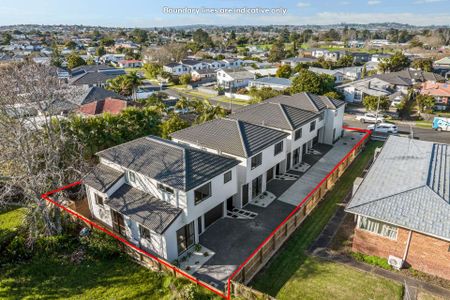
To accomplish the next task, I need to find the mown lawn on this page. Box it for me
[250,140,391,298]
[277,256,403,300]
[0,207,220,300]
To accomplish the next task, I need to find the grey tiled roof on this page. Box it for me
[83,164,124,192]
[346,136,450,241]
[265,92,345,111]
[96,136,239,191]
[229,102,318,131]
[171,118,288,158]
[107,184,181,234]
[70,86,125,106]
[69,72,119,86]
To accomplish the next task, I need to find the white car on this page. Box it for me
[367,123,398,134]
[355,113,384,124]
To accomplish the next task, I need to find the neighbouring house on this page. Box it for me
[163,63,189,76]
[248,77,291,91]
[281,57,318,68]
[191,69,217,82]
[345,136,450,281]
[336,66,363,81]
[308,67,345,84]
[69,65,126,88]
[116,59,143,68]
[336,77,392,103]
[247,67,278,77]
[180,59,205,71]
[84,136,240,261]
[227,92,345,171]
[70,86,131,116]
[350,52,371,64]
[216,68,254,90]
[420,81,450,111]
[172,118,289,209]
[434,56,450,70]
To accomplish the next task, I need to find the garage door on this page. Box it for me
[204,203,223,228]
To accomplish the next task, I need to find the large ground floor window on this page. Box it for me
[358,216,398,240]
[176,221,195,255]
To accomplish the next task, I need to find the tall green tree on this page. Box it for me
[268,38,286,62]
[362,95,390,111]
[290,69,335,95]
[415,94,435,113]
[276,65,292,78]
[143,63,162,79]
[66,53,85,69]
[161,114,190,139]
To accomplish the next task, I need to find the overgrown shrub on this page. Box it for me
[81,231,122,259]
[352,252,392,270]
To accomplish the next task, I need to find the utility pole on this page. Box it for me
[374,95,381,130]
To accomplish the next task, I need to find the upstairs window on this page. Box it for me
[128,171,136,183]
[94,194,104,206]
[157,183,174,195]
[274,141,283,156]
[194,182,211,205]
[294,128,302,141]
[310,120,316,132]
[251,153,262,170]
[224,171,232,184]
[139,225,151,240]
[319,112,324,121]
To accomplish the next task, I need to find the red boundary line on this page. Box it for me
[42,126,370,300]
[226,126,371,299]
[42,186,226,298]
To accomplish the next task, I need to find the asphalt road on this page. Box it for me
[164,88,244,112]
[344,115,450,144]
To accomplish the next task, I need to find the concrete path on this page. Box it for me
[278,130,365,206]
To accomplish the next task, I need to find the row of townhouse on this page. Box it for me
[163,58,243,76]
[83,92,346,262]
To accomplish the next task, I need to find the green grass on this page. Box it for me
[0,207,219,300]
[276,256,403,300]
[415,120,433,129]
[250,140,384,296]
[0,206,26,243]
[0,256,219,300]
[0,206,26,232]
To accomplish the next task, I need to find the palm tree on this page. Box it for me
[195,100,226,124]
[106,75,132,97]
[126,71,143,101]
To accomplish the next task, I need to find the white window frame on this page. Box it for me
[358,216,398,240]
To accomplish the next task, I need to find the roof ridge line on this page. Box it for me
[347,185,427,210]
[278,103,295,131]
[235,119,249,157]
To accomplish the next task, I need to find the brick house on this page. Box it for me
[346,136,450,281]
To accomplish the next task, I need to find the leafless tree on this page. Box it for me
[144,42,188,65]
[0,62,87,239]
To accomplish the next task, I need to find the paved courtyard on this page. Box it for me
[194,130,366,289]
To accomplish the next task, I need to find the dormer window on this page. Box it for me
[158,183,174,195]
[128,171,136,183]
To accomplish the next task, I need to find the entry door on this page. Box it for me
[302,143,307,158]
[111,210,126,236]
[204,203,223,229]
[227,196,234,211]
[286,152,291,171]
[276,163,281,175]
[252,175,262,198]
[266,167,274,182]
[242,184,249,206]
[293,148,300,165]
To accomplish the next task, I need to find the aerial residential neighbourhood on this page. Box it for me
[1,1,450,300]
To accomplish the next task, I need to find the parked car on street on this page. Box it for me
[367,123,398,134]
[355,113,384,123]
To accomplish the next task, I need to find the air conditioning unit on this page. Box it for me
[388,255,404,270]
